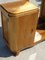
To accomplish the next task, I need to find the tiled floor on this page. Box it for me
[0,0,45,60]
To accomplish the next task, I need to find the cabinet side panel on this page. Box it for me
[8,17,19,52]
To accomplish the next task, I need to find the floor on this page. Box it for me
[0,0,45,60]
[0,25,45,60]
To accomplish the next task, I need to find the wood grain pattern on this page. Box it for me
[0,2,38,16]
[0,2,39,55]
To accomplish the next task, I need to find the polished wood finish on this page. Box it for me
[0,1,39,55]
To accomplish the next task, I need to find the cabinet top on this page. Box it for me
[0,1,38,16]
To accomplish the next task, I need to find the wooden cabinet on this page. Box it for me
[0,1,39,55]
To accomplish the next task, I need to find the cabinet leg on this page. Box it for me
[11,50,20,56]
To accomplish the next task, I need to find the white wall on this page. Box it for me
[0,0,20,3]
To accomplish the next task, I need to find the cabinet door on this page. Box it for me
[16,13,38,50]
